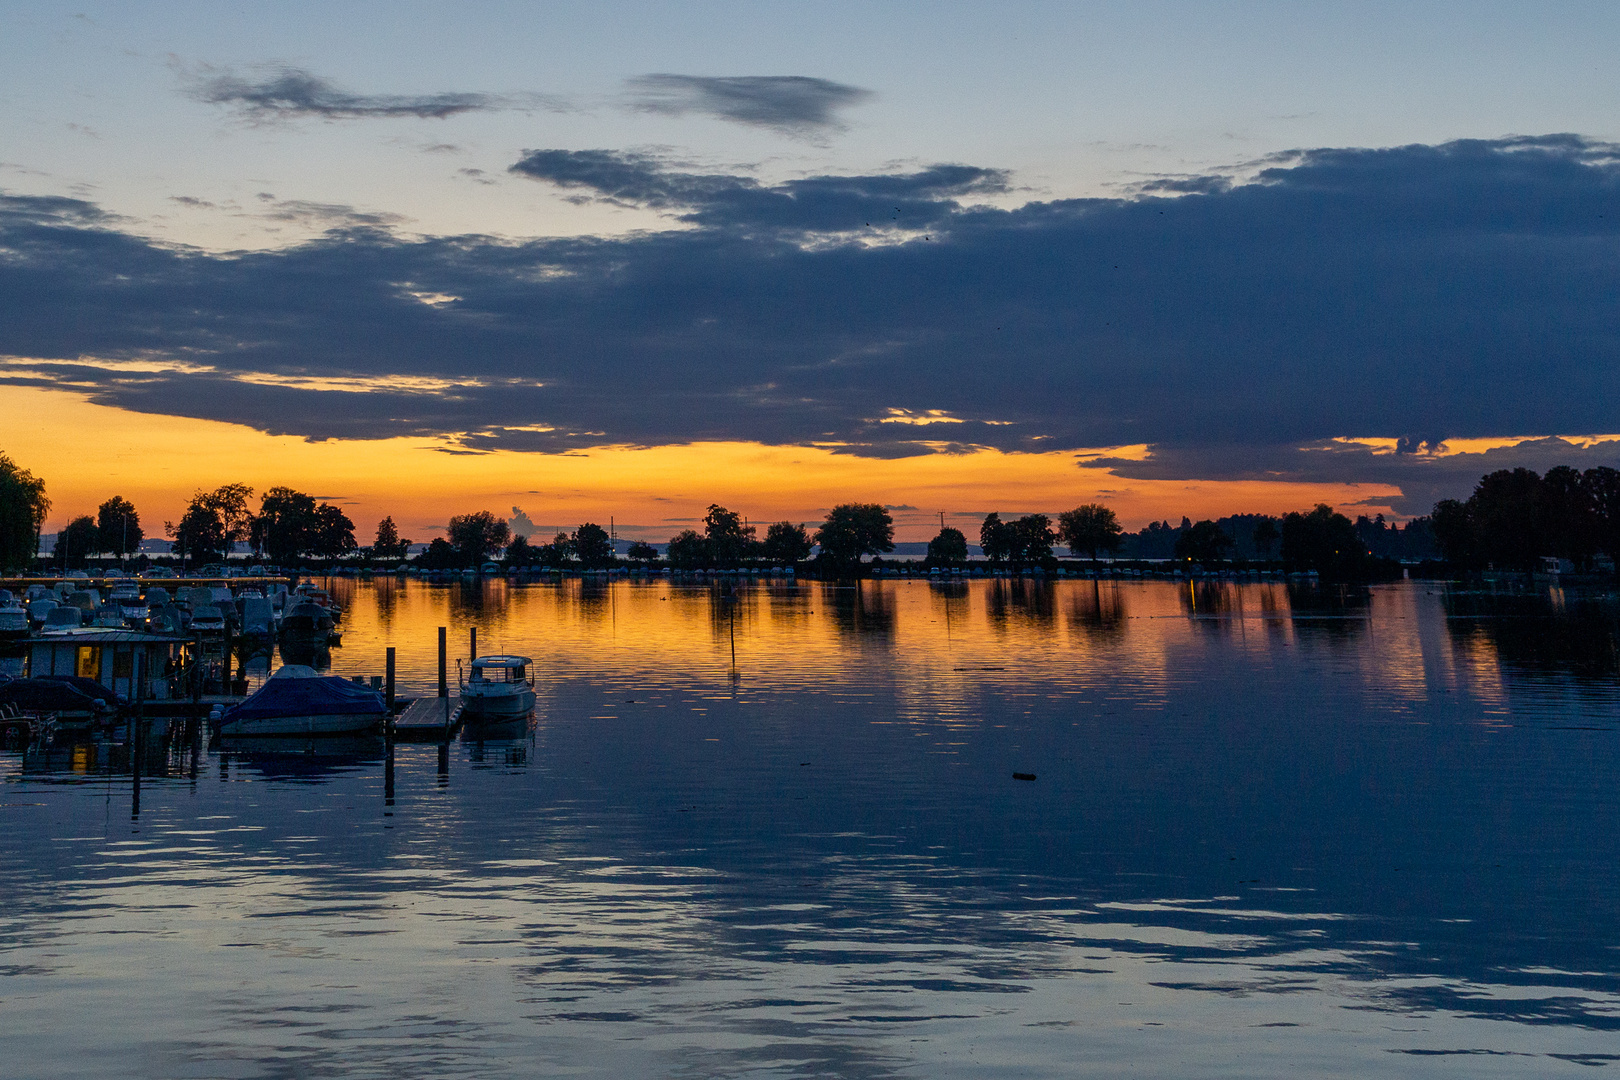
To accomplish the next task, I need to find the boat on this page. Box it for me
[217,665,386,737]
[459,655,536,719]
[0,600,28,641]
[278,600,334,643]
[109,584,145,626]
[0,677,115,727]
[291,583,342,623]
[189,604,228,634]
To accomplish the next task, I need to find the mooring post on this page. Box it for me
[470,626,477,663]
[130,652,143,819]
[385,647,397,722]
[438,627,447,698]
[384,646,396,809]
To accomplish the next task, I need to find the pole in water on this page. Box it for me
[384,646,396,809]
[470,626,477,663]
[130,652,143,820]
[385,647,396,719]
[438,627,447,698]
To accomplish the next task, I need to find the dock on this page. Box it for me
[394,696,461,741]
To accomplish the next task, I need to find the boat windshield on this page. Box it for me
[470,662,527,683]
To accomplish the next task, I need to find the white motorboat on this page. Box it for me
[0,601,27,640]
[217,665,387,737]
[459,655,536,719]
[190,607,227,634]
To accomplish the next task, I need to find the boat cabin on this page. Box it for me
[26,629,184,701]
[468,655,532,684]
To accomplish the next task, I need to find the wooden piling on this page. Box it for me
[130,651,143,819]
[385,647,396,718]
[470,626,477,663]
[384,646,396,809]
[438,627,447,698]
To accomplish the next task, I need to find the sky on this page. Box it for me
[4,1,1620,543]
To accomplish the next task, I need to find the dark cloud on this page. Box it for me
[257,198,407,229]
[509,149,1007,232]
[5,136,1620,510]
[1132,175,1234,195]
[186,65,506,121]
[625,75,872,136]
[1082,438,1620,516]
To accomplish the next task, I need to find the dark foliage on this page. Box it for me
[761,521,812,563]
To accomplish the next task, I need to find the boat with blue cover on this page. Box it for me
[218,665,386,737]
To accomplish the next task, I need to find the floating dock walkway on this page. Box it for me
[393,696,461,741]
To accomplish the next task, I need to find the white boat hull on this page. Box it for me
[219,711,383,737]
[459,687,536,719]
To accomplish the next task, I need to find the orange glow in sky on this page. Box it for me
[5,386,1403,543]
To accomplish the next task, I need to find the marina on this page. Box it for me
[3,575,1620,1077]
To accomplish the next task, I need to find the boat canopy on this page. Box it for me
[221,665,385,723]
[469,655,530,682]
[0,677,113,713]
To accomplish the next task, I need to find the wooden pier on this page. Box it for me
[393,696,460,741]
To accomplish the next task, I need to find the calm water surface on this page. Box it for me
[4,577,1620,1077]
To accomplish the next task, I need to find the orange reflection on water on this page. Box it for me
[292,578,1520,732]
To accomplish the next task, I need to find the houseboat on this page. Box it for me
[24,628,185,702]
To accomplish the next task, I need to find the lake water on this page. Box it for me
[4,577,1620,1078]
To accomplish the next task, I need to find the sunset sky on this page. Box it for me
[4,2,1620,543]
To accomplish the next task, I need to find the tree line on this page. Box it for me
[1432,466,1620,571]
[3,452,1611,579]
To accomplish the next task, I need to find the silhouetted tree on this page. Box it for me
[1584,467,1620,569]
[1252,517,1280,560]
[419,537,458,570]
[703,504,754,566]
[1280,504,1364,576]
[926,526,968,565]
[1058,505,1122,561]
[815,503,894,572]
[504,535,534,567]
[1541,465,1597,566]
[1011,514,1056,565]
[761,521,812,563]
[373,515,409,560]
[666,529,707,569]
[168,499,228,566]
[53,515,98,569]
[96,496,142,559]
[626,540,658,563]
[253,487,318,564]
[311,504,357,562]
[199,483,255,554]
[447,510,511,565]
[544,531,574,567]
[1430,498,1475,568]
[1174,520,1234,564]
[0,454,48,572]
[980,512,1015,563]
[1470,469,1545,570]
[573,522,614,568]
